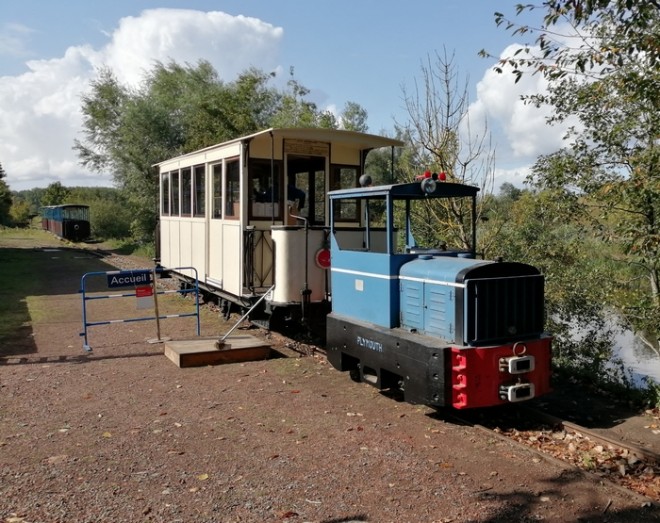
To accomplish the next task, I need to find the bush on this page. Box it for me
[89,199,132,239]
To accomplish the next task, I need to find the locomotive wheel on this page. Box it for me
[349,366,361,383]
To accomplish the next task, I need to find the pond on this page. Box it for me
[613,325,660,385]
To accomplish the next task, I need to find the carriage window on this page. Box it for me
[193,164,205,217]
[331,166,359,221]
[171,170,180,216]
[161,173,170,216]
[181,167,192,217]
[212,163,222,219]
[250,160,281,219]
[225,159,240,219]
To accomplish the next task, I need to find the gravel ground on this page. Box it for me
[1,237,659,522]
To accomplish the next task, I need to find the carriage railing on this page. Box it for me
[244,228,274,292]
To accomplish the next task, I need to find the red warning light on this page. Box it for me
[439,172,447,181]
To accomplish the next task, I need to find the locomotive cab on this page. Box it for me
[326,177,552,409]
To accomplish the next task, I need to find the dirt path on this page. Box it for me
[1,233,658,522]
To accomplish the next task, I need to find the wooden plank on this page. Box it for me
[164,335,271,368]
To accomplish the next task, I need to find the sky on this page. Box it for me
[0,1,571,192]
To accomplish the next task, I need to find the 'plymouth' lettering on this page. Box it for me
[356,335,384,353]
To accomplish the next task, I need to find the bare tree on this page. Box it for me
[398,48,496,251]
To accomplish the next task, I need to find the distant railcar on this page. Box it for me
[41,204,91,242]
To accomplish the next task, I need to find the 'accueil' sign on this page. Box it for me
[107,270,152,288]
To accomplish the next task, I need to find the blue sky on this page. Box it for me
[0,1,566,191]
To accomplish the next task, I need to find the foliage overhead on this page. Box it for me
[490,1,660,347]
[74,60,368,243]
[399,49,496,251]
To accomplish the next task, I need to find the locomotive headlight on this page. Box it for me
[421,177,436,194]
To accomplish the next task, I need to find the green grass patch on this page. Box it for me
[0,227,64,249]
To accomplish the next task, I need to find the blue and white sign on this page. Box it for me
[106,270,152,289]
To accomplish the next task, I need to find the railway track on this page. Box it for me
[438,404,660,504]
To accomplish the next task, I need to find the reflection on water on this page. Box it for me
[613,326,660,385]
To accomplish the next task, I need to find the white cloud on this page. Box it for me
[0,9,283,191]
[468,44,577,165]
[493,165,533,190]
[101,9,283,86]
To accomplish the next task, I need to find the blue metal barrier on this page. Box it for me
[79,266,201,351]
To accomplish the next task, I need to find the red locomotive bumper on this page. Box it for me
[451,336,552,409]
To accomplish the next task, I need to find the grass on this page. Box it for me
[0,227,107,342]
[0,227,200,348]
[0,226,64,249]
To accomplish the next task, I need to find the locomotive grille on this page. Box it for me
[464,274,544,345]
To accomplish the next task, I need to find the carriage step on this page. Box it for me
[164,335,271,368]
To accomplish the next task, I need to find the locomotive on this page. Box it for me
[156,128,551,409]
[325,175,552,409]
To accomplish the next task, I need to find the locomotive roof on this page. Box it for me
[153,127,403,167]
[328,181,480,200]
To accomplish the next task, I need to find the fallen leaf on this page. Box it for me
[197,473,209,481]
[279,511,298,518]
[102,432,112,438]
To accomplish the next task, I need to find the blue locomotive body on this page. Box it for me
[326,179,551,409]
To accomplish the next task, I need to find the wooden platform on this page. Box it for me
[164,335,272,368]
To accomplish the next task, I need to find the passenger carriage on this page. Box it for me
[156,127,403,326]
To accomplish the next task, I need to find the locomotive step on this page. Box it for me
[164,335,271,368]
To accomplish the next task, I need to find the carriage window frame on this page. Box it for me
[193,164,205,217]
[181,167,192,217]
[212,163,223,219]
[161,172,170,216]
[249,159,283,220]
[224,158,240,220]
[171,169,180,216]
[331,165,360,222]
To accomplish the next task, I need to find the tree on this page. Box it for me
[398,49,496,251]
[75,61,354,244]
[489,1,660,81]
[0,181,11,225]
[9,197,31,227]
[41,182,70,206]
[0,162,11,225]
[14,188,46,216]
[269,67,338,128]
[340,102,368,132]
[76,62,272,242]
[491,2,660,348]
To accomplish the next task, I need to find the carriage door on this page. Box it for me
[286,154,327,226]
[284,138,329,226]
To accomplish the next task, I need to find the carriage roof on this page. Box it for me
[153,127,404,168]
